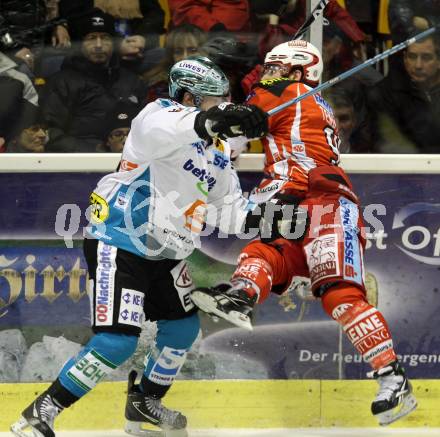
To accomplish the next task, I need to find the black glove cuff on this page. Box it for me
[194,111,210,141]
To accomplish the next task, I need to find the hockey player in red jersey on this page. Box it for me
[191,40,417,426]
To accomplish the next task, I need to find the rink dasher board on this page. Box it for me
[1,380,439,431]
[1,153,440,173]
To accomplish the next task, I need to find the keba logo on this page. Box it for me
[183,159,216,192]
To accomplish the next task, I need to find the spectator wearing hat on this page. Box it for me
[58,0,166,75]
[59,0,165,51]
[97,100,139,152]
[40,8,146,152]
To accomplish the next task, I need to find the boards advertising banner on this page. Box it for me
[0,172,439,381]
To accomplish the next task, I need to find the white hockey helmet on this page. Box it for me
[264,40,323,87]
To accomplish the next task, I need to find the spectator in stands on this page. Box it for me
[327,92,355,153]
[40,8,146,153]
[0,52,39,152]
[322,23,381,85]
[321,24,380,154]
[6,125,48,153]
[97,100,139,153]
[59,0,165,51]
[57,1,166,76]
[368,35,440,153]
[389,0,440,43]
[169,0,250,33]
[324,90,377,153]
[142,24,207,103]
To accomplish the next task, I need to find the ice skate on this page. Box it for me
[10,390,63,437]
[191,282,257,331]
[125,370,188,437]
[368,361,417,426]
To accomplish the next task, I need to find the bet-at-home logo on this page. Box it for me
[365,202,440,265]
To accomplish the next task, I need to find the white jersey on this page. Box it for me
[87,98,253,260]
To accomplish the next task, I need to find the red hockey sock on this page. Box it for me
[231,257,273,303]
[321,285,397,370]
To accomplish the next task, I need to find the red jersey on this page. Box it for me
[248,78,341,194]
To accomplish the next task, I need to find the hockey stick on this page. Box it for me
[293,0,330,40]
[267,26,438,116]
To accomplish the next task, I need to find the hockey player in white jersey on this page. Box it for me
[11,56,274,437]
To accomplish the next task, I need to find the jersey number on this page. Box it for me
[324,126,341,164]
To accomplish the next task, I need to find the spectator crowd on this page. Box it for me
[0,0,439,154]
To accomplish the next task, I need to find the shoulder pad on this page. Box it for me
[257,78,295,97]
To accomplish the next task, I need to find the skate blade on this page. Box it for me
[191,291,253,331]
[376,393,418,426]
[125,421,188,437]
[10,417,44,437]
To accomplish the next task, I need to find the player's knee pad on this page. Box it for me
[320,283,367,320]
[236,240,300,302]
[142,313,200,389]
[58,332,138,398]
